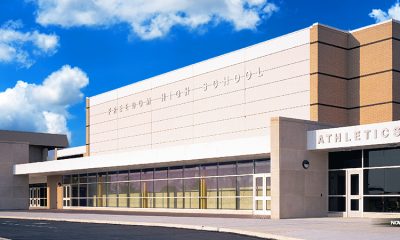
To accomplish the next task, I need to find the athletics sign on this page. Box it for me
[307,120,400,150]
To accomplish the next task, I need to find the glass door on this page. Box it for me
[253,173,271,215]
[346,169,363,217]
[29,187,41,207]
[63,185,71,207]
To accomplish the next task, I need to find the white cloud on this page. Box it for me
[0,65,89,141]
[369,1,400,22]
[0,20,59,67]
[32,0,279,40]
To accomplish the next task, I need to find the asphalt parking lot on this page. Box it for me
[0,218,265,240]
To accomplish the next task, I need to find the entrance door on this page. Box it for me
[29,187,40,207]
[63,185,71,207]
[346,169,363,217]
[253,173,271,215]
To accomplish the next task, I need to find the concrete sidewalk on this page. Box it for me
[0,211,398,240]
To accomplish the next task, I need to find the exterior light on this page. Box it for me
[302,160,310,169]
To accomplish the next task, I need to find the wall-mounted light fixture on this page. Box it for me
[302,160,310,169]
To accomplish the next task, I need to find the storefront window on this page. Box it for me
[329,197,345,212]
[364,197,400,212]
[329,150,362,169]
[364,168,400,195]
[61,158,270,211]
[329,171,346,195]
[364,148,400,167]
[255,159,270,173]
[237,160,254,175]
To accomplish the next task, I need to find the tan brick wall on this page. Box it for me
[348,71,393,107]
[311,105,347,126]
[359,103,393,124]
[313,74,347,107]
[310,21,400,126]
[349,21,393,47]
[348,40,392,78]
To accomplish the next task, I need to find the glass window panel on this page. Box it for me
[97,182,107,207]
[364,197,384,212]
[205,177,218,209]
[141,181,154,208]
[238,175,252,198]
[351,199,359,210]
[256,200,263,210]
[266,177,271,196]
[87,198,96,207]
[384,168,400,194]
[79,184,87,198]
[119,197,128,208]
[237,160,254,175]
[108,171,118,182]
[184,178,199,209]
[154,168,168,180]
[79,174,87,183]
[71,184,79,198]
[40,199,47,207]
[384,197,400,212]
[107,183,118,197]
[79,198,87,207]
[39,187,47,198]
[72,198,79,206]
[255,159,270,173]
[87,183,97,198]
[328,150,362,169]
[218,175,235,195]
[71,175,79,184]
[364,169,385,195]
[129,198,141,208]
[168,178,184,209]
[119,182,129,207]
[168,166,183,179]
[219,197,236,210]
[168,179,183,198]
[364,148,400,167]
[200,164,217,177]
[154,180,168,208]
[218,162,236,176]
[168,197,184,209]
[329,171,346,195]
[141,169,154,181]
[98,173,107,183]
[129,182,141,198]
[107,198,117,207]
[350,174,359,195]
[129,170,141,181]
[119,182,129,196]
[218,176,236,209]
[63,175,71,184]
[118,171,129,181]
[329,197,346,212]
[266,200,271,210]
[238,197,252,210]
[255,177,263,197]
[184,165,199,178]
[87,173,97,183]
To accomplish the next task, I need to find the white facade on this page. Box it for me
[88,28,311,156]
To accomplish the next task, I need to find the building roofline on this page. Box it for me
[0,129,68,148]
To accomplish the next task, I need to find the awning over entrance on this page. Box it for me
[14,136,269,176]
[307,120,400,150]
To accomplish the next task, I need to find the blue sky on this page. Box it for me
[0,0,398,147]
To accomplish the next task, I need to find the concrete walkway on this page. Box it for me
[0,211,398,240]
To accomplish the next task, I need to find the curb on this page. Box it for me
[0,215,301,240]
